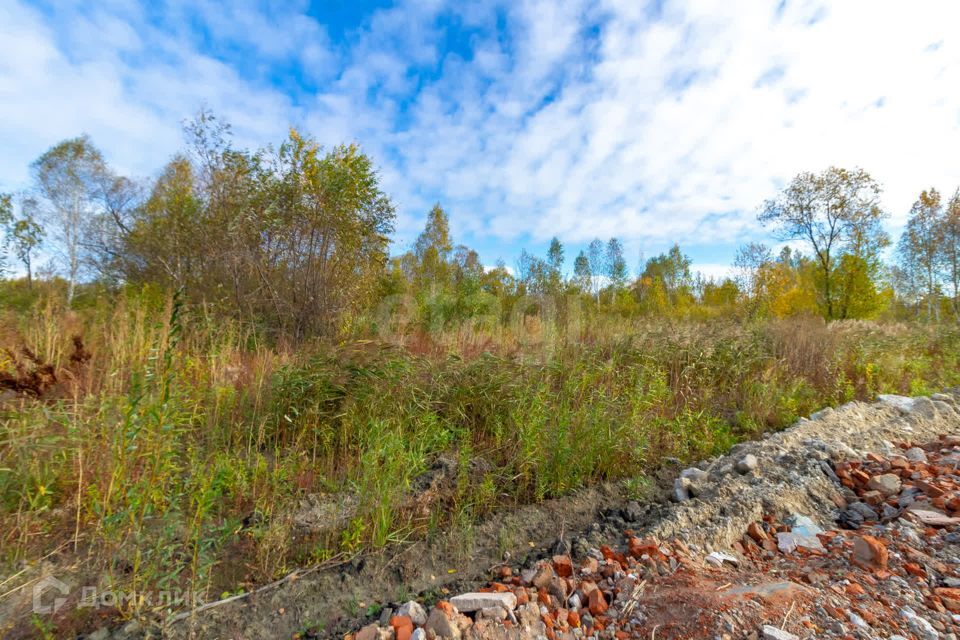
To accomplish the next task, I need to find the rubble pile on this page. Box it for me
[344,430,960,639]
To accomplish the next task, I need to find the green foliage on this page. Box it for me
[7,126,960,638]
[3,288,960,631]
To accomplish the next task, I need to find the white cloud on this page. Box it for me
[2,0,960,274]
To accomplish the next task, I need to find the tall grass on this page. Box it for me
[2,289,960,632]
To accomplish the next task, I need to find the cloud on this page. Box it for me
[2,0,960,272]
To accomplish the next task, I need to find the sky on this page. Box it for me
[2,0,960,279]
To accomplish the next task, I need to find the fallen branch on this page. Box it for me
[166,553,351,627]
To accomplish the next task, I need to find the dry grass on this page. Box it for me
[1,289,959,635]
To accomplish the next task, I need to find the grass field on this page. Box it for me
[2,289,960,631]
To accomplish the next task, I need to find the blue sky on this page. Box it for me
[2,0,960,279]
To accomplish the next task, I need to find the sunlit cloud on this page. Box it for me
[2,0,959,272]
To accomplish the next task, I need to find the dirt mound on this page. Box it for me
[327,391,960,640]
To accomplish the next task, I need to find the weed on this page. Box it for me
[2,290,960,633]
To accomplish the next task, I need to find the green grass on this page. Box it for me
[2,289,960,632]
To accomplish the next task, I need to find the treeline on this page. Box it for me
[1,112,394,339]
[2,113,960,337]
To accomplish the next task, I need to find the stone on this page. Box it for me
[547,576,567,601]
[425,607,462,640]
[397,601,428,627]
[910,397,940,421]
[906,447,929,463]
[852,535,888,570]
[673,477,692,502]
[622,500,643,522]
[680,467,709,482]
[901,606,940,640]
[449,592,517,613]
[810,407,834,420]
[411,630,426,640]
[878,394,917,413]
[680,467,709,497]
[356,624,380,640]
[776,531,824,553]
[89,629,110,640]
[820,460,840,483]
[530,563,554,589]
[477,606,507,620]
[705,551,739,567]
[728,582,809,607]
[906,507,960,527]
[882,504,901,519]
[760,625,799,640]
[580,556,599,573]
[736,454,758,474]
[849,501,879,520]
[121,621,142,636]
[379,607,395,627]
[847,611,869,629]
[932,393,957,405]
[867,473,902,496]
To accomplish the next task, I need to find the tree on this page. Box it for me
[3,196,44,287]
[546,237,564,292]
[84,173,141,282]
[644,244,692,294]
[0,194,11,277]
[414,204,453,291]
[573,250,591,294]
[759,167,887,319]
[942,190,960,322]
[125,156,202,289]
[604,237,628,291]
[517,249,549,295]
[734,242,772,295]
[638,244,694,313]
[587,238,604,301]
[898,189,944,320]
[124,121,396,339]
[30,135,117,303]
[263,133,395,337]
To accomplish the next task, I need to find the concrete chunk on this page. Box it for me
[449,592,517,613]
[761,625,799,640]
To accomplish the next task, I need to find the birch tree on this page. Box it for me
[898,188,944,320]
[942,190,960,321]
[30,136,109,303]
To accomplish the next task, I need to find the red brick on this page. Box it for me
[552,555,573,578]
[588,589,608,616]
[852,536,888,570]
[390,615,413,640]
